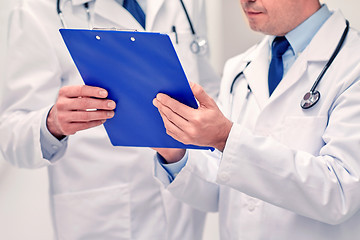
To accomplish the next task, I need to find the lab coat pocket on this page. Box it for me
[53,184,131,240]
[282,116,327,154]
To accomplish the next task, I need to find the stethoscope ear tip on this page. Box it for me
[300,90,320,109]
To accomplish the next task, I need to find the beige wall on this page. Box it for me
[206,0,360,76]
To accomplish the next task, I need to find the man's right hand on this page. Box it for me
[47,85,116,139]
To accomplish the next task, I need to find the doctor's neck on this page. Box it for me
[241,0,321,36]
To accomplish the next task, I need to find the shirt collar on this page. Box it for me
[269,4,332,56]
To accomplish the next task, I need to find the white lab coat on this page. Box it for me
[0,0,219,239]
[158,11,360,240]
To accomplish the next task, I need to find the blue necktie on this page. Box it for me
[123,0,146,29]
[268,36,290,96]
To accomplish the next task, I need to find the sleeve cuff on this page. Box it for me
[40,108,68,161]
[153,151,189,187]
[157,151,188,179]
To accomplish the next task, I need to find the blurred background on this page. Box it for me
[0,0,359,239]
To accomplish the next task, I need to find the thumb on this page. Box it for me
[189,82,215,108]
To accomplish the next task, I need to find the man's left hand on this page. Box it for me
[153,82,233,152]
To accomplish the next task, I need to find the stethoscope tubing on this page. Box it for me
[230,61,251,94]
[178,0,196,36]
[310,20,349,93]
[229,20,350,110]
[300,19,349,109]
[57,0,196,35]
[56,0,207,54]
[57,0,90,29]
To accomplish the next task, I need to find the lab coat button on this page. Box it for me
[219,172,230,182]
[246,198,258,212]
[247,203,255,212]
[52,145,59,150]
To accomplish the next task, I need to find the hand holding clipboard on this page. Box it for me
[60,29,212,150]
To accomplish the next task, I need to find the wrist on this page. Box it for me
[214,120,233,152]
[46,108,66,140]
[155,148,186,164]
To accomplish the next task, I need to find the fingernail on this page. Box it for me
[152,99,158,107]
[107,101,116,108]
[156,94,163,101]
[99,90,107,97]
[107,111,115,117]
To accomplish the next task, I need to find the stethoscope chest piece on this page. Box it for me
[301,90,320,109]
[190,37,208,55]
[299,20,349,110]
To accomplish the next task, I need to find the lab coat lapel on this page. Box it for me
[243,37,272,109]
[93,0,144,30]
[146,0,166,30]
[267,11,347,103]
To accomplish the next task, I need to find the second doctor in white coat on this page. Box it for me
[153,1,360,239]
[0,0,219,239]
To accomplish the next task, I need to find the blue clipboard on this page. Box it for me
[60,29,212,150]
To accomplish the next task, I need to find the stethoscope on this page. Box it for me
[178,0,208,55]
[56,0,208,55]
[230,20,350,110]
[57,0,91,29]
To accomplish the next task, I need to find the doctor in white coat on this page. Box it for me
[0,0,219,239]
[153,0,360,239]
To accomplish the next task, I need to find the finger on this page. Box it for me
[157,107,186,141]
[59,85,109,99]
[153,98,189,130]
[67,110,115,123]
[155,100,195,145]
[189,82,216,108]
[154,98,186,136]
[155,93,195,120]
[59,97,116,111]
